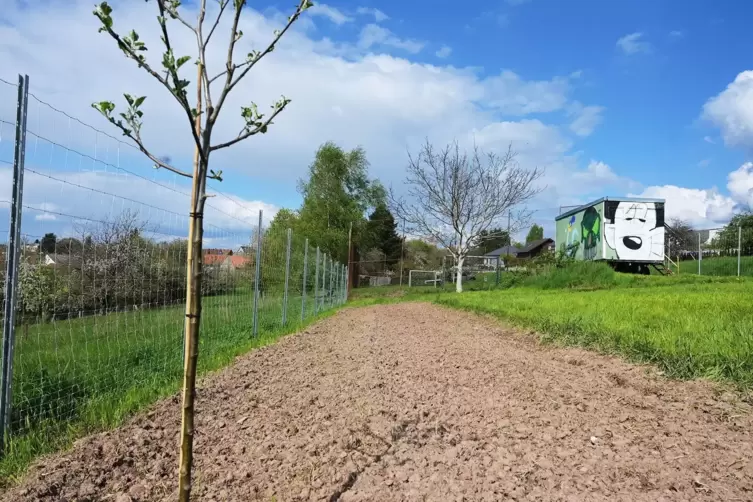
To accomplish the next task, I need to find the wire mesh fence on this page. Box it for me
[666,226,753,276]
[0,75,347,454]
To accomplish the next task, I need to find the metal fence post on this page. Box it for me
[329,260,335,308]
[301,239,308,322]
[344,266,349,302]
[252,210,263,337]
[321,255,328,310]
[314,247,320,315]
[697,232,702,275]
[1,74,29,444]
[282,228,292,326]
[341,264,346,304]
[495,256,501,286]
[738,226,742,277]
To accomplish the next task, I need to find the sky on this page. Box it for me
[2,0,753,244]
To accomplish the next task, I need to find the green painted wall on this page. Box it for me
[555,202,605,261]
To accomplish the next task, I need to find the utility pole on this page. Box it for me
[507,211,511,245]
[347,221,353,294]
[399,216,406,286]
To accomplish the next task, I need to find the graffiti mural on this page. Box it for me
[580,206,601,260]
[604,201,665,261]
[564,215,580,258]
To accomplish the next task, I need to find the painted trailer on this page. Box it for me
[555,197,666,274]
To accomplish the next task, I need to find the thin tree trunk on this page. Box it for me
[178,62,205,502]
[455,255,464,293]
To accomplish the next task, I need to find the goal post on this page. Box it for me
[408,270,442,287]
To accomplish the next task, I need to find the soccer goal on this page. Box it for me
[408,270,442,287]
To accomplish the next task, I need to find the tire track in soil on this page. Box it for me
[2,303,752,501]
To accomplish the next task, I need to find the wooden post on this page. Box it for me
[178,62,204,502]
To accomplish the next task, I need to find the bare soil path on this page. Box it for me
[3,303,752,501]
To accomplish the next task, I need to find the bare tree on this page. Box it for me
[91,1,312,499]
[666,217,695,256]
[391,141,543,292]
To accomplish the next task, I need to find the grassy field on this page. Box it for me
[1,289,341,483]
[674,255,753,277]
[352,262,753,388]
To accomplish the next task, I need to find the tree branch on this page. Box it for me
[209,98,290,151]
[94,2,206,163]
[104,117,193,178]
[210,0,311,121]
[204,0,228,47]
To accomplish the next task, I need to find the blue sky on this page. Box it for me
[2,0,753,243]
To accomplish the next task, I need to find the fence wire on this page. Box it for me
[0,75,347,452]
[666,226,753,276]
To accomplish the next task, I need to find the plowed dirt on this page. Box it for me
[2,303,752,501]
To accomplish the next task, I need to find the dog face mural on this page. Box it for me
[604,201,665,261]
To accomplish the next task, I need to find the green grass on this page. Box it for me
[0,290,341,484]
[353,262,753,389]
[676,255,753,277]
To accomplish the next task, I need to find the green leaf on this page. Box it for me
[123,93,134,106]
[176,56,191,69]
[134,96,146,107]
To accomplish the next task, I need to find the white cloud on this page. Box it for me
[698,158,711,168]
[435,45,452,59]
[483,71,572,115]
[632,185,736,227]
[308,4,353,25]
[633,162,753,227]
[356,7,389,22]
[727,162,753,207]
[703,135,715,144]
[616,32,651,55]
[568,102,605,137]
[357,24,425,53]
[702,70,753,148]
[669,30,683,38]
[0,0,626,236]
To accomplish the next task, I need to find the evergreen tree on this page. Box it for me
[296,142,385,262]
[365,203,403,265]
[525,224,544,244]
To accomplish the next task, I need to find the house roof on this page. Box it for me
[555,196,666,222]
[203,254,229,265]
[518,238,554,254]
[203,254,251,267]
[228,256,251,268]
[204,248,233,256]
[46,253,83,267]
[484,245,521,257]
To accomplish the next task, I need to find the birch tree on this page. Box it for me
[91,1,311,499]
[391,141,543,292]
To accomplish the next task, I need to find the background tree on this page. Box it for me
[296,142,385,262]
[402,239,444,272]
[40,233,57,254]
[477,227,510,254]
[91,1,312,499]
[666,217,695,255]
[364,202,403,266]
[714,212,753,254]
[391,141,543,292]
[525,224,544,244]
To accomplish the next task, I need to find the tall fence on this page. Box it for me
[0,75,347,453]
[666,226,753,277]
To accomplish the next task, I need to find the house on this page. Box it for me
[203,253,251,272]
[483,245,521,266]
[204,248,233,256]
[44,253,83,268]
[235,245,254,255]
[516,238,555,259]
